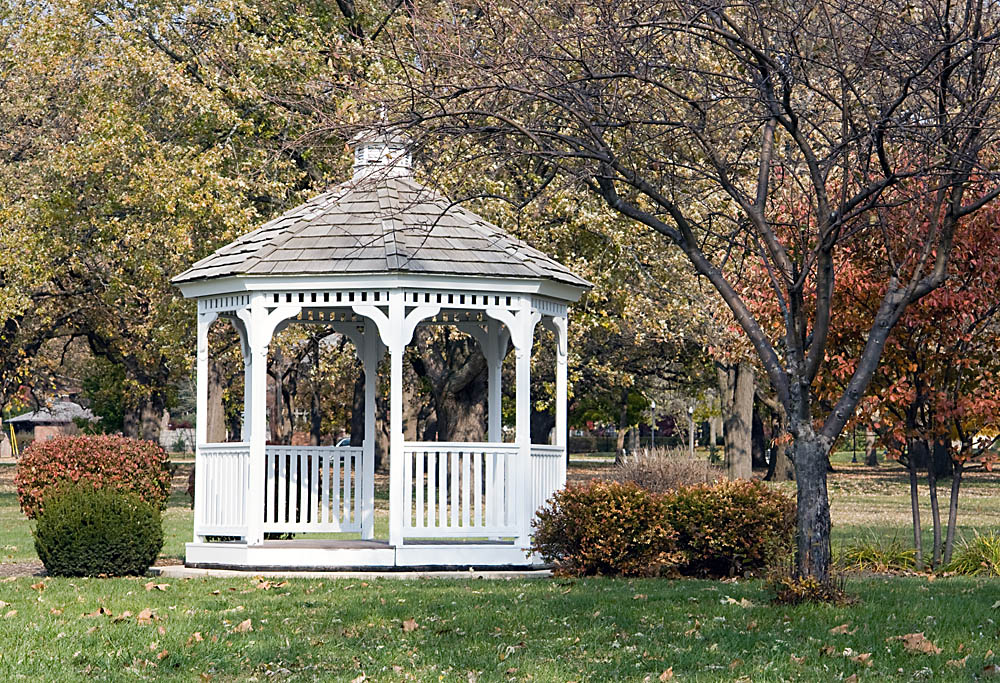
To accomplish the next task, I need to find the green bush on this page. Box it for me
[662,479,796,577]
[33,483,164,577]
[531,481,679,577]
[943,531,1000,576]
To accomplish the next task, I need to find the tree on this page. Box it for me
[824,196,1000,569]
[362,0,1000,580]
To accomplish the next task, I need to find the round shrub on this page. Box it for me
[662,479,796,577]
[16,434,171,518]
[531,481,679,577]
[33,483,164,577]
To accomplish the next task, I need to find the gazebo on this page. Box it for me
[172,133,590,569]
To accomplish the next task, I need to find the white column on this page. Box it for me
[553,315,568,488]
[237,297,301,547]
[487,318,504,443]
[231,318,252,442]
[245,297,269,546]
[194,308,217,542]
[387,292,406,547]
[361,322,380,540]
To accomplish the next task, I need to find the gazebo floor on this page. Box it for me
[185,538,541,571]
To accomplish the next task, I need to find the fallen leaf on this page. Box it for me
[86,626,98,635]
[684,620,701,637]
[186,632,204,646]
[658,668,673,681]
[199,674,213,681]
[850,652,873,667]
[829,623,856,635]
[844,675,858,683]
[112,611,133,623]
[50,608,62,615]
[746,620,757,631]
[137,608,155,625]
[349,675,366,683]
[790,654,805,664]
[890,632,941,655]
[156,650,168,661]
[30,582,45,591]
[4,610,16,618]
[819,645,837,657]
[738,598,753,608]
[84,607,112,618]
[992,600,1000,609]
[729,658,743,670]
[158,625,166,636]
[633,594,647,601]
[402,618,418,632]
[947,656,969,668]
[233,619,253,633]
[144,581,169,592]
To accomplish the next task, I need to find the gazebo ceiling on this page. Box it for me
[173,173,589,292]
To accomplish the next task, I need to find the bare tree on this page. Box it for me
[351,0,1000,581]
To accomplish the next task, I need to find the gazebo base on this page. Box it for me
[184,539,542,571]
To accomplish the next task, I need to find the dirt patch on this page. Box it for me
[0,560,44,578]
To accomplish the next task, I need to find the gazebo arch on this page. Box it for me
[172,133,590,569]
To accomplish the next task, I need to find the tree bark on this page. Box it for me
[864,428,879,466]
[751,405,767,469]
[615,388,629,463]
[206,357,226,443]
[907,439,925,571]
[792,430,832,582]
[719,362,753,480]
[944,461,963,565]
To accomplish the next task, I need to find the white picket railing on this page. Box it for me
[263,445,363,533]
[402,442,520,538]
[196,443,250,537]
[529,444,566,519]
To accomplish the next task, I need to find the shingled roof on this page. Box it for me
[172,174,589,289]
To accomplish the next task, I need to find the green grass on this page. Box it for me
[0,575,996,680]
[0,458,999,679]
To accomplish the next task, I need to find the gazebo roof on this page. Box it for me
[173,174,589,290]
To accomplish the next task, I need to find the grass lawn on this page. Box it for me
[0,458,997,680]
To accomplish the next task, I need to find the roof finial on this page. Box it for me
[350,128,412,180]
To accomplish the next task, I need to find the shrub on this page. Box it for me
[943,531,1000,576]
[16,434,171,518]
[33,482,163,577]
[614,448,720,493]
[531,481,679,577]
[663,479,796,577]
[839,532,916,573]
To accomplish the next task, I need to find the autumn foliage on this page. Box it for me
[16,434,171,519]
[532,480,795,577]
[531,481,679,577]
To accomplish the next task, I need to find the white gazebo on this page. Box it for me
[173,134,589,570]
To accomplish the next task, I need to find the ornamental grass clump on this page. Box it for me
[943,531,1000,576]
[531,481,679,577]
[16,434,171,518]
[614,448,720,493]
[33,482,163,577]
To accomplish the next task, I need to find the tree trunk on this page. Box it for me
[944,461,963,565]
[792,431,832,581]
[709,416,718,461]
[907,439,925,571]
[350,372,364,447]
[531,406,556,445]
[864,429,879,466]
[928,440,948,568]
[615,388,629,463]
[751,405,767,469]
[720,362,753,480]
[206,357,226,443]
[628,426,638,454]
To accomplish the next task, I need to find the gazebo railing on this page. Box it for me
[196,443,250,537]
[401,442,520,538]
[263,445,363,534]
[529,444,566,519]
